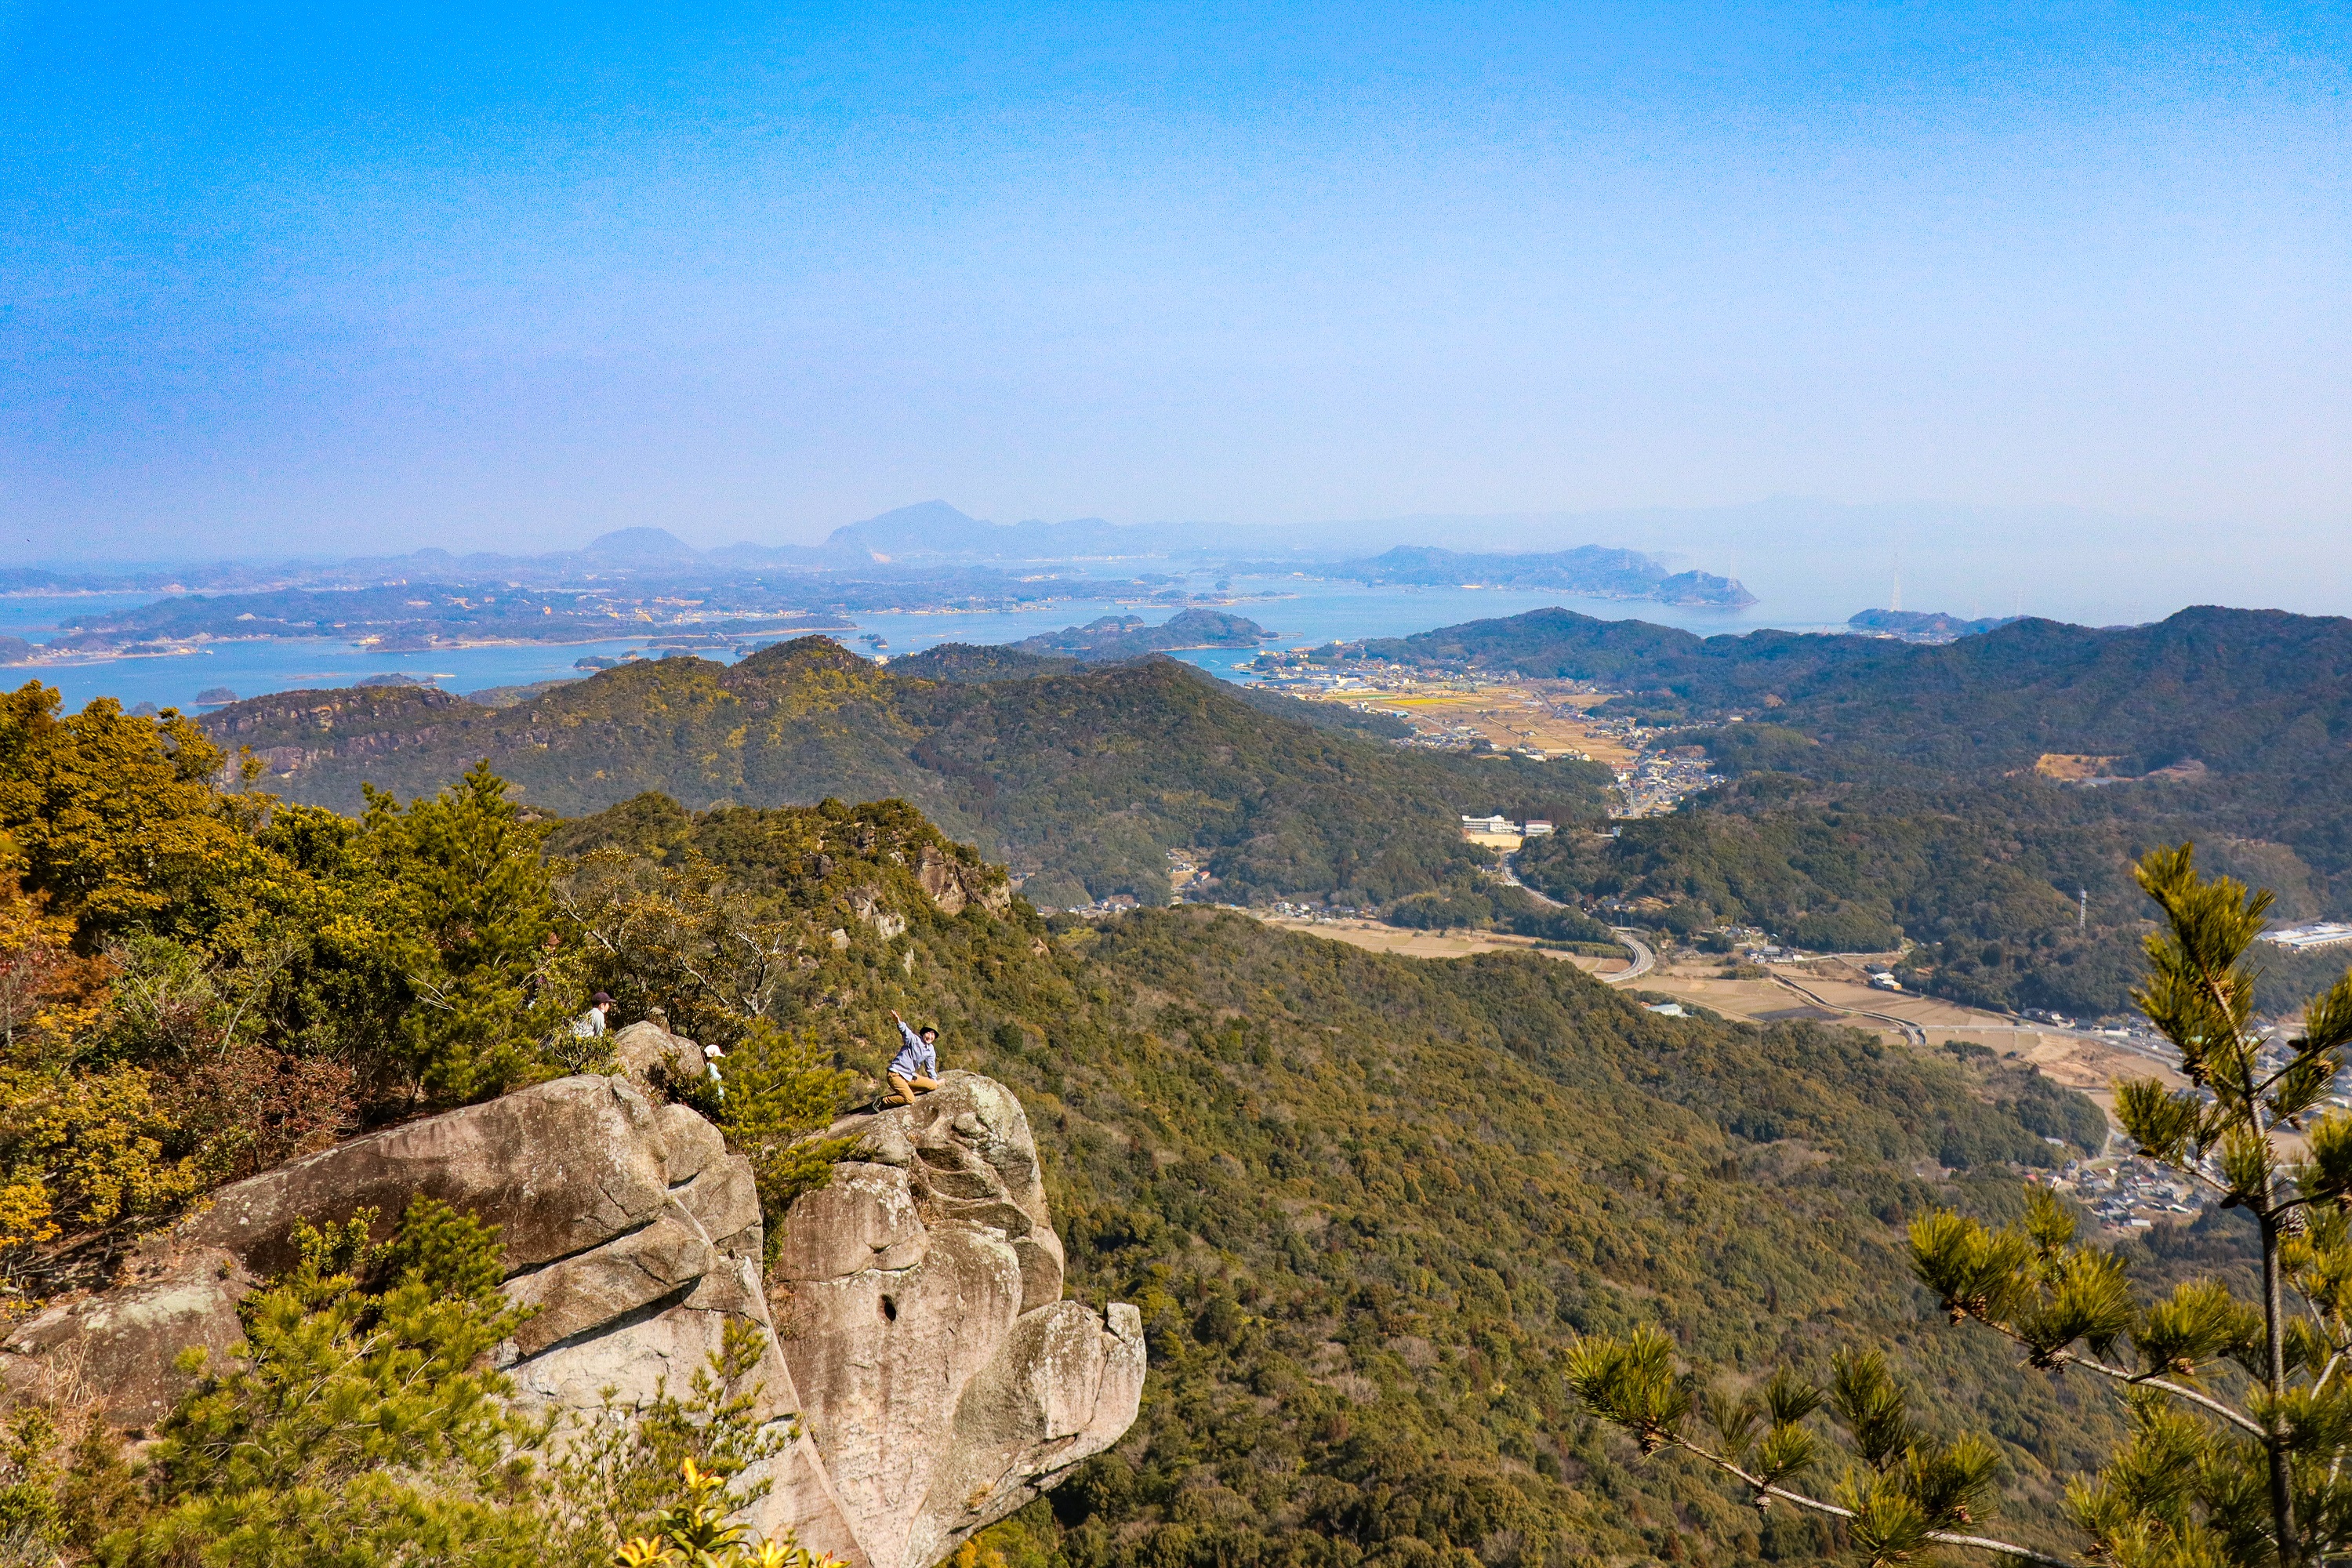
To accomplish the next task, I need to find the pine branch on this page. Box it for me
[1969,1317,2268,1439]
[2056,1351,2270,1439]
[1667,1439,2080,1566]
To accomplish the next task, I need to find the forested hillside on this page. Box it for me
[1340,606,2352,1015]
[1338,604,2352,779]
[1009,608,1273,659]
[201,640,1610,909]
[550,791,2172,1568]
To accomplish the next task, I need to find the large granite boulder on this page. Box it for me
[0,1072,1141,1568]
[610,1018,712,1097]
[0,1247,254,1432]
[774,1073,1145,1568]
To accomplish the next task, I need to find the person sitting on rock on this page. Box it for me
[887,1008,942,1105]
[572,991,613,1038]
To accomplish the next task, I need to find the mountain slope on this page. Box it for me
[547,793,2176,1568]
[1010,609,1273,660]
[1344,604,2352,779]
[205,639,1611,908]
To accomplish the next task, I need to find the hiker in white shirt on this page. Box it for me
[887,1008,942,1106]
[573,991,613,1038]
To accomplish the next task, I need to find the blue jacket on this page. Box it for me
[890,1020,938,1080]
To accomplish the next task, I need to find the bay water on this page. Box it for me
[5,575,1846,714]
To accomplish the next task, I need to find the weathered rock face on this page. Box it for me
[611,1018,711,1096]
[914,846,1013,920]
[0,1248,254,1432]
[0,1072,1140,1568]
[774,1073,1145,1568]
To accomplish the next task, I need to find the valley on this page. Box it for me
[1253,899,2209,1237]
[12,593,2352,1566]
[1254,909,1636,974]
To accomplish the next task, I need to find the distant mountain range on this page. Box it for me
[808,502,1436,564]
[165,597,2352,1020]
[1312,601,2352,1016]
[1332,603,2352,779]
[7,499,1754,608]
[198,638,1609,910]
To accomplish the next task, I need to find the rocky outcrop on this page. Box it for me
[611,1018,713,1095]
[773,1074,1145,1568]
[0,1247,254,1431]
[0,1072,1141,1568]
[915,846,1012,919]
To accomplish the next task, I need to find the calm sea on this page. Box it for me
[5,576,1845,714]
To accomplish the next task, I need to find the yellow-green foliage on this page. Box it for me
[0,866,205,1271]
[1550,843,2352,1567]
[615,1460,844,1568]
[0,686,247,940]
[95,1197,547,1566]
[0,686,590,1277]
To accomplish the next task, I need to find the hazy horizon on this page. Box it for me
[6,2,2346,609]
[24,492,2350,632]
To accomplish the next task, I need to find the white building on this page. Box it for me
[2262,923,2352,952]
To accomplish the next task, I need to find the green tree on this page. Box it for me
[359,762,571,1105]
[713,1023,858,1220]
[545,1317,796,1559]
[101,1196,548,1566]
[0,686,247,943]
[1566,1335,2041,1563]
[555,846,806,1051]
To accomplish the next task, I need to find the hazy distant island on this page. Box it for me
[1009,608,1276,660]
[1,500,1757,667]
[1326,545,1755,608]
[1846,608,2024,643]
[33,582,858,659]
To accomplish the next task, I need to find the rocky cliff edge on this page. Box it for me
[0,1068,1142,1568]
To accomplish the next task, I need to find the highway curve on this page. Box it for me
[1603,929,1656,985]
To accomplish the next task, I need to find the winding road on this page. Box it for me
[1603,929,1657,985]
[1766,971,1927,1047]
[1500,850,1655,986]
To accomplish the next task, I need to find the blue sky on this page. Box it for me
[4,1,2346,563]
